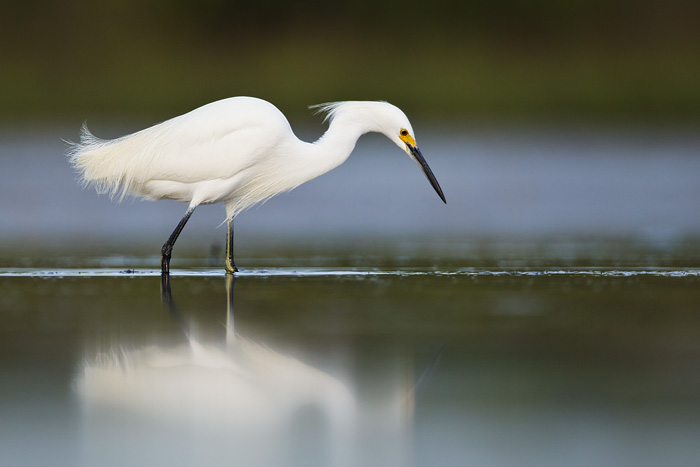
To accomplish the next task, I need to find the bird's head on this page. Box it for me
[376,103,447,204]
[313,101,446,204]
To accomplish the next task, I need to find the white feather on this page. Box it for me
[68,96,429,221]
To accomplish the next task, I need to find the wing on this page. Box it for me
[69,97,293,200]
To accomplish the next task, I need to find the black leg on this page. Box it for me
[225,273,236,338]
[160,273,190,335]
[161,207,195,275]
[225,218,239,274]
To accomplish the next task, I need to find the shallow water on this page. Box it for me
[3,126,700,465]
[2,267,700,467]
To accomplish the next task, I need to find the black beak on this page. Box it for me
[407,144,447,204]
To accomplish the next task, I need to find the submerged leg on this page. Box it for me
[225,274,236,342]
[225,218,239,274]
[161,207,195,275]
[160,273,190,335]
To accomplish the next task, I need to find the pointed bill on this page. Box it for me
[406,144,446,204]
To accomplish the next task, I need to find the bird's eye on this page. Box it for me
[400,129,409,137]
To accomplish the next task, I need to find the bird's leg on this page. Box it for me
[225,274,236,342]
[161,207,195,275]
[225,218,239,274]
[160,273,190,336]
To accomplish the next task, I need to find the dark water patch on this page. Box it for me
[2,272,700,465]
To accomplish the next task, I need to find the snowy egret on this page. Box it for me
[68,97,446,274]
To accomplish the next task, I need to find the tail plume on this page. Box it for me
[66,124,136,201]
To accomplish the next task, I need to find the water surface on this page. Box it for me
[2,267,700,466]
[2,126,700,465]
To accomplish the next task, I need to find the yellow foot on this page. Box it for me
[225,260,239,274]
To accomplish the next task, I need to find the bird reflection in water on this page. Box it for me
[74,276,416,467]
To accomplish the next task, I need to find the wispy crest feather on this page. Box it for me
[310,101,391,129]
[309,101,348,124]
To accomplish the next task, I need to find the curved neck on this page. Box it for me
[304,112,374,178]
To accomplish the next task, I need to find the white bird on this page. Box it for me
[68,97,446,274]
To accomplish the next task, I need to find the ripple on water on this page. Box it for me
[1,267,700,278]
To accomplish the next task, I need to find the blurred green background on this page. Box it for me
[2,0,699,123]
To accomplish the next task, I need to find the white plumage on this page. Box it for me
[67,96,445,274]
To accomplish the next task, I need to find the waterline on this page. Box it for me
[2,267,700,278]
